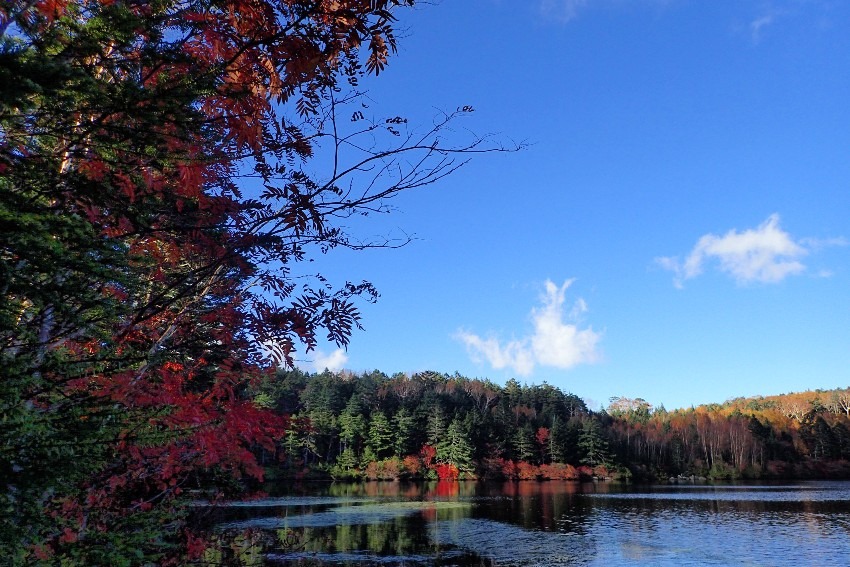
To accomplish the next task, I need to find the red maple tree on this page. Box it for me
[1,0,503,562]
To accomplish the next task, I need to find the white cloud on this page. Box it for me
[657,214,817,287]
[261,340,349,373]
[532,280,601,367]
[457,279,601,376]
[310,348,349,372]
[454,333,535,376]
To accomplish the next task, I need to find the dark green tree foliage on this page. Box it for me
[832,423,850,460]
[392,407,416,457]
[253,369,850,481]
[338,396,368,457]
[252,369,592,474]
[578,418,611,467]
[426,407,447,447]
[546,417,567,463]
[437,418,474,472]
[264,368,310,414]
[801,416,837,461]
[511,424,535,462]
[366,411,393,461]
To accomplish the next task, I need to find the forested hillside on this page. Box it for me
[252,369,850,481]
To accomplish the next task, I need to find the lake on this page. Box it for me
[199,480,850,566]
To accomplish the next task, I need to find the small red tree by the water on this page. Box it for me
[435,463,460,481]
[420,444,437,470]
[402,455,422,477]
[577,465,595,480]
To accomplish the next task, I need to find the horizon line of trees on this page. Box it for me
[251,369,850,482]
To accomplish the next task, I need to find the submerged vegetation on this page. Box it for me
[252,368,850,482]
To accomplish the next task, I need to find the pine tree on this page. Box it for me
[512,423,535,462]
[427,408,447,446]
[437,418,474,473]
[579,419,611,467]
[367,411,394,460]
[338,397,368,457]
[393,407,417,457]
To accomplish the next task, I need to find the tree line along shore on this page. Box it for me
[251,369,850,482]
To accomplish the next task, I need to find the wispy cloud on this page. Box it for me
[456,279,601,376]
[539,0,588,23]
[750,14,776,42]
[538,0,679,24]
[801,236,850,250]
[745,1,839,43]
[455,334,536,376]
[656,214,843,288]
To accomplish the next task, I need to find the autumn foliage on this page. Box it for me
[0,0,501,563]
[253,369,850,486]
[434,463,460,481]
[3,1,846,562]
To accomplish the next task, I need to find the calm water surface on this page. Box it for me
[202,480,850,566]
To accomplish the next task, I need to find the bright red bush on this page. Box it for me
[434,463,459,480]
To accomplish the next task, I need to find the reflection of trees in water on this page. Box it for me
[336,514,435,553]
[428,518,592,566]
[473,481,595,535]
[209,516,431,564]
[203,482,850,565]
[277,512,496,565]
[198,529,275,566]
[324,480,480,499]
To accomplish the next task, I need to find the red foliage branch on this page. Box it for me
[1,0,451,562]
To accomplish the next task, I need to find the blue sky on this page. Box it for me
[292,0,850,411]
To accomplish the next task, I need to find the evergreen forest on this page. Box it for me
[252,369,850,483]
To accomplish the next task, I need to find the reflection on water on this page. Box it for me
[198,481,850,566]
[219,501,473,530]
